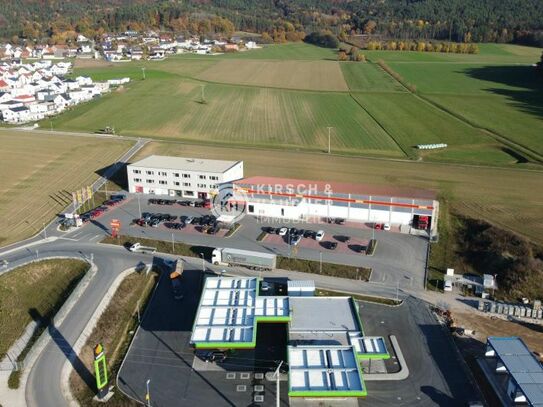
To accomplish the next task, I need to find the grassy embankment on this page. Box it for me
[70,270,158,406]
[0,259,89,388]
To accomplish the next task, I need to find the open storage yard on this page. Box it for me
[0,131,133,246]
[46,42,543,166]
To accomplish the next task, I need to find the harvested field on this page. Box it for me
[197,59,349,91]
[0,131,134,246]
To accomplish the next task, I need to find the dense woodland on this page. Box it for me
[1,0,543,46]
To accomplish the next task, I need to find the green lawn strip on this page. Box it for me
[69,270,158,405]
[0,259,89,388]
[277,257,371,281]
[315,289,402,306]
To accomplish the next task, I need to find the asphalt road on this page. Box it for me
[70,193,429,291]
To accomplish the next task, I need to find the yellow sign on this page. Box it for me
[87,186,93,199]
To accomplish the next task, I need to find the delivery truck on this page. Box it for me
[212,247,276,271]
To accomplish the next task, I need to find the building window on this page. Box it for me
[173,173,180,178]
[174,181,180,186]
[209,175,218,181]
[146,170,154,175]
[183,182,191,187]
[248,205,254,213]
[197,183,207,188]
[133,169,141,174]
[146,179,154,184]
[134,178,142,182]
[185,191,194,197]
[159,180,167,185]
[182,174,190,178]
[199,175,207,180]
[158,171,167,176]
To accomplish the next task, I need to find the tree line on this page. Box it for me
[1,0,542,48]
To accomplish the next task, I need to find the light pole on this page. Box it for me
[142,67,146,80]
[171,233,175,252]
[319,251,322,274]
[274,361,283,407]
[200,253,205,273]
[145,379,151,407]
[138,194,142,218]
[43,222,47,239]
[327,126,333,154]
[136,300,141,324]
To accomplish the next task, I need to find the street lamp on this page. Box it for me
[138,194,142,218]
[171,233,175,252]
[145,379,151,407]
[200,253,205,273]
[43,222,47,239]
[327,126,333,154]
[274,361,283,407]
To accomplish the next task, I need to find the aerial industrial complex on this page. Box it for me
[190,276,389,398]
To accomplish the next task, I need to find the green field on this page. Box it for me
[46,42,543,166]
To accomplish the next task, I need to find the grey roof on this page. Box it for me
[487,337,543,406]
[10,106,28,112]
[129,155,241,173]
[289,297,359,332]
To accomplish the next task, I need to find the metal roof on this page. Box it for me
[129,155,241,173]
[289,297,359,332]
[288,345,366,396]
[487,337,543,406]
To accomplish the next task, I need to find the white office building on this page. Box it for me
[126,155,243,199]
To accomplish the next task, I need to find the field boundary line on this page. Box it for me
[374,61,543,164]
[348,93,411,158]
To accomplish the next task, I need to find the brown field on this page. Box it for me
[133,141,543,244]
[197,59,349,91]
[0,131,134,246]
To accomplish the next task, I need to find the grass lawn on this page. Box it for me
[70,270,157,405]
[132,141,543,245]
[341,62,405,92]
[0,259,88,360]
[352,92,517,163]
[0,131,134,246]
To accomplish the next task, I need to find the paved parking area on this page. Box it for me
[359,297,480,406]
[66,192,429,291]
[117,259,288,407]
[264,232,370,254]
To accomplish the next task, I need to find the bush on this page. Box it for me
[304,30,339,48]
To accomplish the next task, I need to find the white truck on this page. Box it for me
[212,248,276,271]
[129,242,157,253]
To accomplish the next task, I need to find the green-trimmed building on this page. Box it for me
[190,276,389,399]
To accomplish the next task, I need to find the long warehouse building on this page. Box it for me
[233,176,439,237]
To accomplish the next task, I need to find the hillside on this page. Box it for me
[2,0,543,46]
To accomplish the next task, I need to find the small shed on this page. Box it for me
[288,280,315,297]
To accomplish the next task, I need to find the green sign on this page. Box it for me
[94,343,108,390]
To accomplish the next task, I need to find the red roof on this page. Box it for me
[234,176,436,201]
[0,79,8,88]
[15,94,34,100]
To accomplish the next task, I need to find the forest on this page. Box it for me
[1,0,543,46]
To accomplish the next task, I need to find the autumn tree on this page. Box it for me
[363,20,377,35]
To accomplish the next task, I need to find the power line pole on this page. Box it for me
[274,361,283,407]
[327,127,333,154]
[142,67,146,80]
[146,379,151,407]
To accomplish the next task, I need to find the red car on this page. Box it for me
[374,223,383,230]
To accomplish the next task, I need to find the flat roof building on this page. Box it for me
[127,155,243,199]
[233,176,439,237]
[190,276,389,399]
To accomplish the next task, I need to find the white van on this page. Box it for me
[444,280,453,292]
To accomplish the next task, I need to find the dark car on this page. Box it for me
[150,219,161,227]
[196,351,227,363]
[303,230,314,238]
[334,218,345,225]
[263,226,275,234]
[289,228,298,236]
[208,225,220,235]
[177,200,189,206]
[110,194,126,201]
[327,241,338,250]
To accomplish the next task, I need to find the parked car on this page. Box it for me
[150,219,161,227]
[110,194,126,201]
[303,230,315,239]
[196,350,227,363]
[327,241,338,250]
[177,200,189,206]
[315,230,325,241]
[383,223,391,231]
[279,227,288,236]
[208,225,220,235]
[334,218,345,225]
[444,280,453,292]
[374,223,383,230]
[291,235,302,246]
[185,216,195,224]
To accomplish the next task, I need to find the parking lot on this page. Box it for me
[65,192,429,291]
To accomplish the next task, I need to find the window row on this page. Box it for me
[132,169,219,181]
